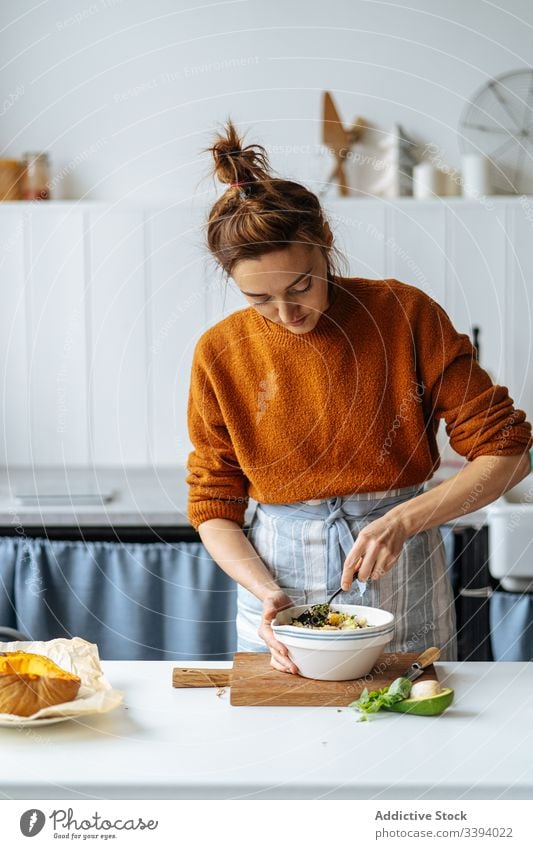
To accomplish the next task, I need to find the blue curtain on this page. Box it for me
[490,591,533,661]
[0,537,237,660]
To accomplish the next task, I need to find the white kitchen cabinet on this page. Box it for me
[146,204,207,464]
[507,201,533,410]
[0,207,29,465]
[446,203,507,384]
[0,199,531,466]
[28,205,89,464]
[88,208,148,464]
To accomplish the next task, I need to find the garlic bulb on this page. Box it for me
[410,679,443,699]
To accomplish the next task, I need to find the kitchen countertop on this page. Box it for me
[1,659,531,800]
[0,465,203,529]
[0,465,490,529]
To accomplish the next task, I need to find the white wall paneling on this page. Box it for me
[507,203,533,411]
[384,203,446,307]
[0,208,29,465]
[4,1,533,203]
[446,204,508,387]
[146,204,207,466]
[28,205,88,465]
[0,199,531,467]
[88,208,148,465]
[326,200,387,279]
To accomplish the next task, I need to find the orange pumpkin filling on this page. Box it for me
[0,651,81,716]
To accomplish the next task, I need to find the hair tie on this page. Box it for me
[229,180,251,200]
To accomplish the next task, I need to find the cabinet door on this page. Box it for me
[385,203,446,306]
[446,204,507,384]
[507,202,533,414]
[147,205,207,465]
[325,199,387,278]
[88,209,147,464]
[29,206,89,464]
[0,208,29,464]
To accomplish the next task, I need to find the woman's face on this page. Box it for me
[232,244,330,333]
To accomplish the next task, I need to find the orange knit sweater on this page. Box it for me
[186,277,532,531]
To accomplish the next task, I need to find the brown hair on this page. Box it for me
[201,117,347,283]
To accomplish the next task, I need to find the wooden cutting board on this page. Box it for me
[172,651,440,707]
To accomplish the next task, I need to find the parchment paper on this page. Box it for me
[0,636,124,722]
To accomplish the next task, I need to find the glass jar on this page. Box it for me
[22,152,51,200]
[0,159,25,200]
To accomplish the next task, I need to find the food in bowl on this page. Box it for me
[272,603,395,681]
[291,602,371,630]
[0,650,81,716]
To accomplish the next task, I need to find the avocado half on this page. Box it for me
[383,687,454,716]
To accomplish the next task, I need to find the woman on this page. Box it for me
[186,118,532,672]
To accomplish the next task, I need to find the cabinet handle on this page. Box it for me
[459,586,494,598]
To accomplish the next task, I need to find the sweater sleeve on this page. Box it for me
[185,341,249,531]
[412,290,533,461]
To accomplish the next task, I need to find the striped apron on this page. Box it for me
[236,483,458,661]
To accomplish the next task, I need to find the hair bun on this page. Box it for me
[203,117,346,282]
[206,117,272,188]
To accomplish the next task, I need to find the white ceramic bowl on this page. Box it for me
[272,603,395,681]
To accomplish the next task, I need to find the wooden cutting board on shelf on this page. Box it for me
[172,650,440,707]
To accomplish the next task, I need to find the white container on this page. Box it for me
[272,604,394,681]
[442,167,461,196]
[460,153,491,198]
[413,162,444,198]
[487,478,533,592]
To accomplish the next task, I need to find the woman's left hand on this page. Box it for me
[341,513,409,589]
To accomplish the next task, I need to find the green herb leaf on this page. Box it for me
[349,678,412,717]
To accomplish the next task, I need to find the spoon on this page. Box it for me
[294,558,367,627]
[327,555,366,606]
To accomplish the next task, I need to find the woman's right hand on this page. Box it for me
[258,589,300,674]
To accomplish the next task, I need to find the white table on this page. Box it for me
[2,660,532,800]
